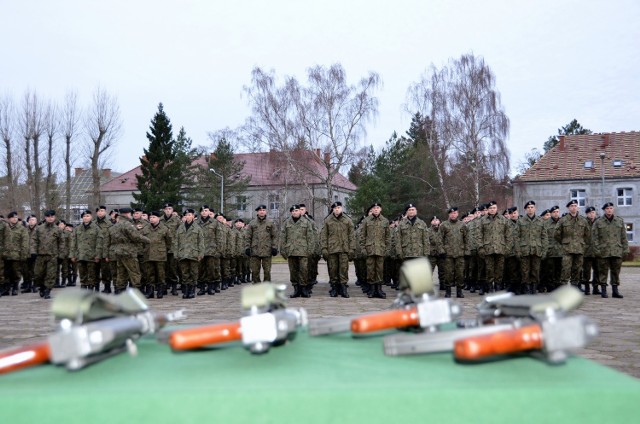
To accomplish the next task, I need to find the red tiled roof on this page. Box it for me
[101,151,357,192]
[515,131,640,182]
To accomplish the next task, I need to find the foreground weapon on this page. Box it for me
[309,258,461,336]
[383,285,591,360]
[0,289,184,374]
[168,283,307,354]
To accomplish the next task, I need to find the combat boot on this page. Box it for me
[456,287,464,298]
[289,285,302,298]
[376,285,387,299]
[530,284,537,295]
[145,285,155,299]
[71,274,78,287]
[214,281,221,293]
[182,286,189,299]
[329,285,338,297]
[340,284,350,298]
[43,288,51,299]
[207,282,215,295]
[188,285,196,299]
[444,286,452,298]
[171,283,178,296]
[102,282,112,294]
[601,286,608,298]
[11,282,19,296]
[469,282,477,293]
[301,285,311,298]
[592,284,601,295]
[156,284,164,299]
[583,283,590,295]
[228,277,235,288]
[612,286,623,299]
[197,283,206,296]
[221,279,229,290]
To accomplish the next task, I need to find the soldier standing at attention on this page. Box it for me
[161,203,182,296]
[321,201,356,298]
[32,210,63,299]
[359,202,390,299]
[197,206,223,295]
[245,205,278,284]
[504,207,521,292]
[22,215,39,293]
[395,203,429,268]
[217,213,233,290]
[429,216,446,291]
[93,206,113,293]
[70,210,100,291]
[233,219,247,285]
[592,202,629,298]
[174,209,204,299]
[299,204,320,287]
[0,215,7,296]
[439,207,468,298]
[104,208,150,294]
[515,201,548,295]
[554,200,590,288]
[542,206,562,292]
[476,201,512,294]
[581,206,600,295]
[2,212,29,297]
[280,204,315,298]
[141,211,173,299]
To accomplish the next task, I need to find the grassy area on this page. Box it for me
[623,261,640,267]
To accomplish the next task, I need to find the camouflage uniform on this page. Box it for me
[359,214,391,290]
[504,219,521,292]
[321,212,356,295]
[354,218,368,288]
[141,222,172,296]
[554,213,590,286]
[70,222,100,289]
[93,216,113,293]
[226,224,238,286]
[439,218,468,296]
[592,214,629,296]
[542,217,563,291]
[174,221,204,294]
[476,213,512,292]
[103,217,150,291]
[22,224,38,292]
[0,221,6,294]
[198,216,225,294]
[582,216,600,294]
[233,226,246,284]
[32,222,64,294]
[465,217,480,292]
[280,215,315,289]
[245,216,278,283]
[515,214,548,294]
[162,213,182,290]
[3,222,29,296]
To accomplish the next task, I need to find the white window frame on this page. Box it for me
[626,223,634,242]
[570,189,587,207]
[617,188,633,207]
[236,196,247,211]
[268,194,280,211]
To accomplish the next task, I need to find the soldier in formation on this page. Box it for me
[320,202,355,298]
[280,204,315,298]
[245,205,278,284]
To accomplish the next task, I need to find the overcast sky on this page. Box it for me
[2,0,638,176]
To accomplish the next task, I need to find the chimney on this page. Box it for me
[558,135,565,152]
[315,148,321,157]
[75,167,85,177]
[101,169,112,179]
[601,134,610,148]
[324,151,331,165]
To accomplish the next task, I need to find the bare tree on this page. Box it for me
[19,90,45,216]
[0,94,19,211]
[244,64,381,208]
[407,53,510,207]
[61,90,80,221]
[84,86,122,211]
[43,100,59,210]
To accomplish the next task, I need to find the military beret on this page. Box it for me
[200,205,210,211]
[289,204,300,212]
[235,218,244,223]
[487,200,497,207]
[602,202,614,210]
[298,203,306,208]
[44,210,56,217]
[524,201,536,208]
[80,210,92,217]
[7,211,18,218]
[133,207,143,213]
[119,207,133,214]
[447,206,458,214]
[502,209,509,215]
[477,204,487,211]
[163,203,173,208]
[508,207,518,213]
[150,211,162,217]
[566,200,578,207]
[549,205,560,212]
[95,205,107,212]
[370,202,382,209]
[461,213,469,219]
[66,223,75,228]
[331,201,343,210]
[469,207,478,214]
[585,206,596,213]
[255,204,267,211]
[539,209,549,217]
[404,203,416,213]
[184,208,195,214]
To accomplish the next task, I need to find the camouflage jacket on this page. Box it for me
[225,225,238,258]
[321,213,356,255]
[103,217,150,258]
[141,223,172,262]
[584,217,598,257]
[515,214,548,257]
[544,218,563,257]
[395,217,429,259]
[554,213,590,255]
[359,214,391,257]
[506,219,518,257]
[476,214,513,256]
[31,223,63,256]
[161,213,181,253]
[199,217,225,257]
[4,223,29,260]
[466,218,480,253]
[280,216,315,258]
[245,217,278,257]
[60,230,71,259]
[592,215,629,258]
[440,219,468,258]
[93,217,113,259]
[174,221,204,261]
[234,227,246,256]
[71,222,100,261]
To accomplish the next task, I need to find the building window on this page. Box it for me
[268,194,280,211]
[627,223,634,242]
[617,188,633,206]
[570,189,586,207]
[236,196,247,211]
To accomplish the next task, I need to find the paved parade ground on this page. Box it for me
[1,263,638,379]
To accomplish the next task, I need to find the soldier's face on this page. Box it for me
[586,211,596,220]
[488,205,498,215]
[551,210,560,219]
[216,215,225,223]
[235,221,244,229]
[82,214,92,224]
[371,206,381,216]
[202,208,210,217]
[97,209,106,218]
[45,215,56,224]
[150,215,160,225]
[65,226,73,232]
[333,205,343,216]
[568,204,578,215]
[525,205,536,216]
[406,207,417,218]
[164,207,173,216]
[185,212,194,223]
[257,209,267,218]
[448,210,458,221]
[431,218,440,226]
[542,213,550,220]
[299,207,306,215]
[604,206,614,217]
[28,217,38,226]
[291,209,301,218]
[142,214,148,220]
[9,216,18,225]
[133,212,142,220]
[510,210,519,219]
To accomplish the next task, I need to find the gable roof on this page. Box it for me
[101,150,357,192]
[515,131,640,182]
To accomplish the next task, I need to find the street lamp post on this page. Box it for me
[599,152,606,209]
[209,168,224,214]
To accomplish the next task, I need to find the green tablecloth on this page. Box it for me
[1,330,639,423]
